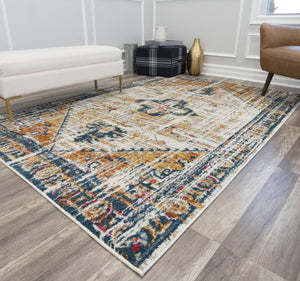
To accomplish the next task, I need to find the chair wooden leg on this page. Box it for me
[94,80,98,89]
[119,75,123,93]
[262,72,274,96]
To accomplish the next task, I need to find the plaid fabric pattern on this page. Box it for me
[135,45,187,77]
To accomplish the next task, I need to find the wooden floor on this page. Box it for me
[0,74,299,281]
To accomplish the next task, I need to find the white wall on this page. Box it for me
[93,0,144,47]
[0,0,144,50]
[0,0,299,88]
[0,0,11,50]
[151,0,300,88]
[1,0,87,49]
[156,0,240,55]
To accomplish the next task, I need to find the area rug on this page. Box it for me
[0,75,299,276]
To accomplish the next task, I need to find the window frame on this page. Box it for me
[250,0,300,25]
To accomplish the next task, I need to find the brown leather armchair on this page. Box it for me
[260,23,300,95]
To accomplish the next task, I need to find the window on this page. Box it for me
[250,0,300,24]
[267,0,300,15]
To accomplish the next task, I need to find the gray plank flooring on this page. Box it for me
[0,74,299,281]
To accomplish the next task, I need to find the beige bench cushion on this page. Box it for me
[0,45,122,77]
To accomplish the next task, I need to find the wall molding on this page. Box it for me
[130,0,145,44]
[152,0,156,39]
[0,0,13,50]
[202,63,300,88]
[141,0,145,44]
[1,0,89,50]
[1,0,145,50]
[153,0,245,59]
[204,52,236,58]
[245,33,260,60]
[233,0,245,57]
[81,0,89,45]
[92,0,145,47]
[91,0,97,44]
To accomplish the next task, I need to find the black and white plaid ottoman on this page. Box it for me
[135,45,187,77]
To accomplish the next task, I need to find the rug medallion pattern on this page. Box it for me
[0,76,299,276]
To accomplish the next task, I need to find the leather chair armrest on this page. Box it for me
[260,23,300,50]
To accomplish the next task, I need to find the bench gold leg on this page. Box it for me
[113,75,123,93]
[5,99,13,122]
[94,80,98,89]
[0,96,22,122]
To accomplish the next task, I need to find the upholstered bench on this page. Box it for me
[0,45,124,121]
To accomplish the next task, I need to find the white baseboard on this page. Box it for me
[202,63,300,89]
[1,67,299,115]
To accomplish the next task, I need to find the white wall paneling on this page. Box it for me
[140,0,145,44]
[0,0,12,50]
[81,0,89,45]
[82,0,96,45]
[152,0,156,39]
[91,0,97,44]
[153,0,243,58]
[232,0,245,58]
[3,0,86,50]
[93,0,144,49]
[202,63,300,88]
[153,0,300,88]
[0,0,145,50]
[245,34,260,60]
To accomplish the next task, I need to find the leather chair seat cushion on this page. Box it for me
[261,46,300,79]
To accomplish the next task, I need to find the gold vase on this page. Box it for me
[187,38,204,76]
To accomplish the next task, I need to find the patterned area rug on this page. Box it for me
[0,75,299,276]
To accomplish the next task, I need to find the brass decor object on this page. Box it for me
[187,38,204,76]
